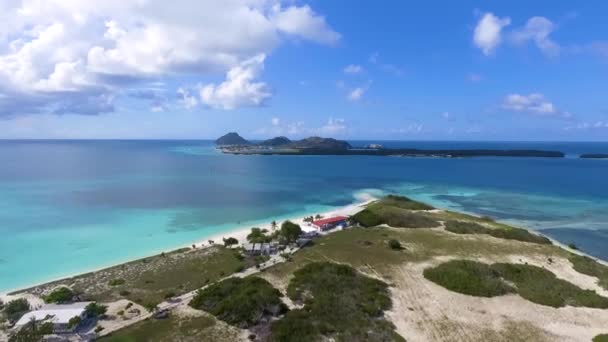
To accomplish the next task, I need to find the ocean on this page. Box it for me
[1,140,607,292]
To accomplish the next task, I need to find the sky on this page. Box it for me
[0,0,607,141]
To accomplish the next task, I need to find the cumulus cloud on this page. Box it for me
[502,93,571,118]
[473,12,511,55]
[271,117,280,126]
[272,4,340,45]
[511,17,560,57]
[344,64,363,74]
[0,0,339,116]
[199,54,271,110]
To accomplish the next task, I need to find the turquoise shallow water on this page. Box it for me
[1,140,607,292]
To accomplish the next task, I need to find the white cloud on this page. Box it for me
[271,4,340,45]
[177,87,198,109]
[564,121,608,130]
[511,17,560,57]
[348,87,366,101]
[442,112,450,119]
[271,117,280,126]
[317,117,347,134]
[344,64,363,74]
[502,93,571,118]
[474,12,511,55]
[0,0,339,116]
[199,54,271,110]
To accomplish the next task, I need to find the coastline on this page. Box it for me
[3,192,607,299]
[0,197,375,298]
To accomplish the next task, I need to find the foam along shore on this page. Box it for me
[0,197,375,299]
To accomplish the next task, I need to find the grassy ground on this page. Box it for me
[264,226,562,284]
[271,262,403,342]
[98,314,241,342]
[424,260,608,309]
[18,246,245,307]
[444,220,552,245]
[569,254,608,290]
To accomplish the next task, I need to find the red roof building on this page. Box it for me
[312,216,348,231]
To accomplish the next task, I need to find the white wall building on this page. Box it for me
[15,302,92,333]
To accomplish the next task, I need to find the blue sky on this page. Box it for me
[0,0,607,140]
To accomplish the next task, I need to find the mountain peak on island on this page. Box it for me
[259,136,291,146]
[215,132,250,146]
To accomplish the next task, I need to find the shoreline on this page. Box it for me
[3,193,607,299]
[0,197,375,298]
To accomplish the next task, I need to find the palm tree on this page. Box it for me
[271,220,277,231]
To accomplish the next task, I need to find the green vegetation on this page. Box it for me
[247,227,271,243]
[423,260,514,297]
[22,246,245,308]
[424,260,608,308]
[352,209,383,227]
[3,298,31,323]
[387,239,402,250]
[352,199,439,229]
[569,254,608,290]
[109,279,126,286]
[493,263,608,308]
[85,302,108,317]
[593,334,608,342]
[444,220,552,245]
[568,242,578,250]
[189,277,287,328]
[98,314,241,342]
[8,321,53,342]
[271,262,403,342]
[222,237,238,247]
[68,315,82,329]
[377,194,434,210]
[280,221,302,243]
[44,286,74,303]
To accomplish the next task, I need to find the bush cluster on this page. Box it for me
[569,254,608,290]
[270,262,403,342]
[44,287,74,304]
[189,277,287,328]
[444,220,551,245]
[424,260,608,309]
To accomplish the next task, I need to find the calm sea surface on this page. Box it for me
[1,140,607,291]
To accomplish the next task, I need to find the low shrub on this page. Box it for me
[352,209,383,227]
[380,194,434,210]
[374,206,440,228]
[593,334,608,342]
[271,262,403,342]
[423,260,513,297]
[493,263,608,309]
[388,239,402,250]
[85,302,108,318]
[424,260,608,309]
[44,287,74,304]
[444,221,551,245]
[109,279,126,286]
[3,298,30,323]
[569,254,608,290]
[189,277,286,328]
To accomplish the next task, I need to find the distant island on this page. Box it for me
[580,154,608,159]
[215,132,566,158]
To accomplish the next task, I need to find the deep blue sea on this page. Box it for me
[1,140,607,292]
